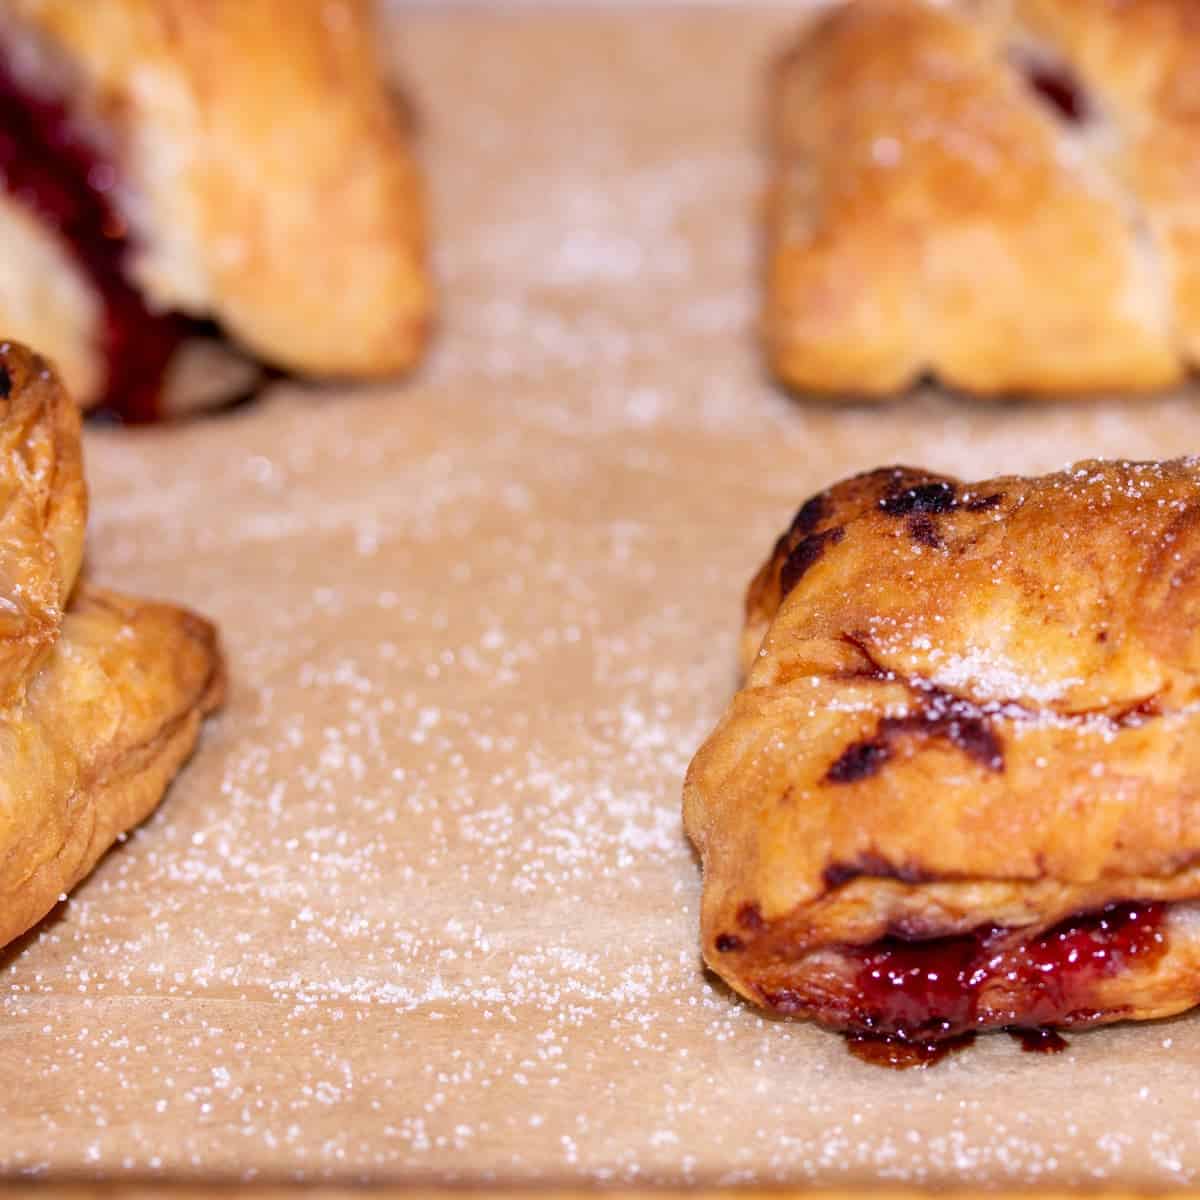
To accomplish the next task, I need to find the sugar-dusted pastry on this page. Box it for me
[684,459,1200,1063]
[0,341,223,949]
[0,0,430,420]
[766,0,1200,397]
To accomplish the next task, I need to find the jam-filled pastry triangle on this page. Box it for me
[0,342,223,951]
[766,0,1200,396]
[684,459,1200,1061]
[0,0,429,420]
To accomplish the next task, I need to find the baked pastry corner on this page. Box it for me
[766,0,1198,397]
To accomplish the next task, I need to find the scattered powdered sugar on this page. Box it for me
[4,5,1200,1189]
[922,647,1083,704]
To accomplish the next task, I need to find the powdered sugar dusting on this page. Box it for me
[3,5,1200,1188]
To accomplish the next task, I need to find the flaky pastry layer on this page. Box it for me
[0,341,84,704]
[0,585,224,950]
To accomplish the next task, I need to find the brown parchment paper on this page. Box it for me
[8,4,1200,1190]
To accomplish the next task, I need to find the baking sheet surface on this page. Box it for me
[7,6,1200,1188]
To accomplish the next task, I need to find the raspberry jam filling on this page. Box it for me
[0,52,201,422]
[843,901,1166,1066]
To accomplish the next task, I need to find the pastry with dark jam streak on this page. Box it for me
[684,459,1200,1063]
[0,0,429,421]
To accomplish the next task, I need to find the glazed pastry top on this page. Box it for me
[0,342,84,704]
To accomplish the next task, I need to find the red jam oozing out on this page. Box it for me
[0,53,200,422]
[1010,1027,1068,1055]
[845,901,1166,1068]
[846,1030,976,1069]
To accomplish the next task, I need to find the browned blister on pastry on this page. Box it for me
[0,344,223,950]
[765,0,1200,396]
[684,459,1200,1054]
[0,0,430,420]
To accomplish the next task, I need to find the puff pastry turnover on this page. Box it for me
[767,0,1200,397]
[0,341,223,950]
[684,459,1200,1060]
[0,0,429,420]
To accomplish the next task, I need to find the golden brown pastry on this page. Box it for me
[0,585,224,948]
[684,459,1200,1061]
[766,0,1200,397]
[0,341,223,949]
[0,0,430,420]
[0,341,84,703]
